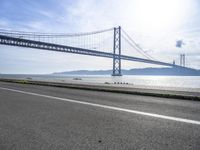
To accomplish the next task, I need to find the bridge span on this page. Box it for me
[0,26,181,76]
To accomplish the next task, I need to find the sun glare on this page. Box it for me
[135,0,192,34]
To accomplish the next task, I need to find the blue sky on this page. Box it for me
[0,0,200,74]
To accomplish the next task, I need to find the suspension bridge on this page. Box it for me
[0,26,182,76]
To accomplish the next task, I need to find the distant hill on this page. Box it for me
[53,67,200,76]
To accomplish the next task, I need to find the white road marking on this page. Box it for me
[0,86,200,125]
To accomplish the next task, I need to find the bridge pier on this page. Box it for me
[112,26,122,76]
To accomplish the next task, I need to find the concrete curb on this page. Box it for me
[0,78,200,101]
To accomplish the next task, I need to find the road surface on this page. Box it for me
[0,81,200,150]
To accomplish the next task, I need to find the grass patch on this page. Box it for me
[104,82,110,84]
[16,80,28,84]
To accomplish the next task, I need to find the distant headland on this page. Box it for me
[53,67,200,76]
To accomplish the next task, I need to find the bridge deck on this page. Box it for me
[0,34,178,68]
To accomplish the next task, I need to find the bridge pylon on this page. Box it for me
[112,26,122,76]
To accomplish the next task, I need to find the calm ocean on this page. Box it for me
[0,74,200,90]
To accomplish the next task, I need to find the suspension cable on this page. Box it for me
[0,27,114,37]
[121,28,155,60]
[121,35,153,60]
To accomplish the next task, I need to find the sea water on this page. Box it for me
[0,74,200,90]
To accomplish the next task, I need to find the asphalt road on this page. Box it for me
[0,81,200,150]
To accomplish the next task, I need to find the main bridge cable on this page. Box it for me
[121,34,153,60]
[0,27,155,60]
[121,28,155,60]
[121,28,154,60]
[121,29,155,60]
[0,27,114,53]
[0,27,114,37]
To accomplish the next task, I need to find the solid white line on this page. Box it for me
[0,86,200,125]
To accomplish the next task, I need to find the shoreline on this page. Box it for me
[0,78,199,101]
[0,74,200,90]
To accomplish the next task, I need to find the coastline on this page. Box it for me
[0,78,199,101]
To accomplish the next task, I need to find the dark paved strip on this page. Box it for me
[0,82,200,150]
[1,81,200,121]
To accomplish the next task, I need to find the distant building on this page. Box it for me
[180,54,186,67]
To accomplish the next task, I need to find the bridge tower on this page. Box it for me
[112,26,122,76]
